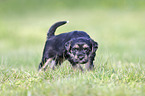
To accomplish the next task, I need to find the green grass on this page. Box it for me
[0,8,145,96]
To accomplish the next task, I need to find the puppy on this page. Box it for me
[38,21,98,71]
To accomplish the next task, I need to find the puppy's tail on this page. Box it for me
[47,21,69,38]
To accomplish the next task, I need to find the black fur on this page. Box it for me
[38,21,98,71]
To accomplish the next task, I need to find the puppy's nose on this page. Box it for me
[78,55,84,60]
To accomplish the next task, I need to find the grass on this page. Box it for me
[0,8,145,96]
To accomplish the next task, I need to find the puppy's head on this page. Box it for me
[65,37,98,64]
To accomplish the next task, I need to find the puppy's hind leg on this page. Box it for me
[38,58,53,72]
[50,60,58,70]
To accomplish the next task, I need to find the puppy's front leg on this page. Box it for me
[72,64,83,71]
[85,61,94,71]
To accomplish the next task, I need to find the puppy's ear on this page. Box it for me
[65,40,72,51]
[90,39,98,53]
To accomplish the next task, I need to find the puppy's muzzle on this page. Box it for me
[78,54,85,60]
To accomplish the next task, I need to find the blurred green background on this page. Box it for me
[0,0,145,69]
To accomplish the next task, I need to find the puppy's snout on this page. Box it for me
[78,55,85,60]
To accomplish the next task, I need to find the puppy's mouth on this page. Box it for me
[74,59,88,64]
[79,59,88,64]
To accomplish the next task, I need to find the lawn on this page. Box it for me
[0,1,145,96]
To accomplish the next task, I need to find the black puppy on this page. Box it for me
[38,21,98,71]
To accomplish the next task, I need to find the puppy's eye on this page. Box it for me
[83,48,89,51]
[72,48,79,51]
